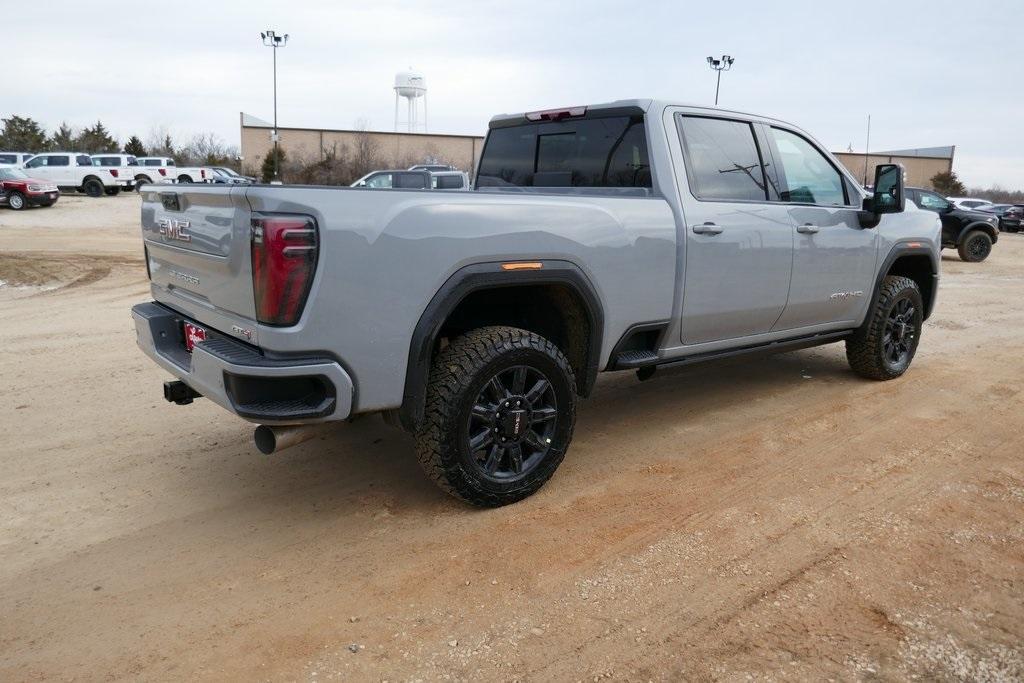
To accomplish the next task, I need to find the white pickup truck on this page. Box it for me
[21,152,123,197]
[91,153,167,192]
[135,157,213,184]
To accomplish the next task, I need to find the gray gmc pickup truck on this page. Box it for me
[132,99,941,506]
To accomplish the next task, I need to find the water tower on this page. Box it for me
[394,70,427,133]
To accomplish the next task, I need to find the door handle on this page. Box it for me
[692,222,723,235]
[796,223,820,234]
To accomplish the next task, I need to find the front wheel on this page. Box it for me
[415,326,577,507]
[7,191,26,210]
[177,175,193,184]
[846,275,924,380]
[958,230,993,262]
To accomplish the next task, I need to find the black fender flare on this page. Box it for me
[870,241,939,323]
[957,221,998,244]
[398,260,604,432]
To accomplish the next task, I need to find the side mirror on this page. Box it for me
[859,163,905,228]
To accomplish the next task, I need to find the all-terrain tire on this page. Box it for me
[415,326,577,507]
[7,191,26,210]
[846,275,923,380]
[83,178,104,197]
[958,230,992,262]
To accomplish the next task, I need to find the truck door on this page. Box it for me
[24,154,60,183]
[763,126,878,330]
[675,114,794,344]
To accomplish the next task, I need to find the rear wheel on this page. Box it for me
[7,191,26,210]
[83,178,104,197]
[958,230,992,262]
[415,326,577,507]
[846,275,923,380]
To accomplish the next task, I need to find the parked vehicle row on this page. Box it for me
[976,203,1023,232]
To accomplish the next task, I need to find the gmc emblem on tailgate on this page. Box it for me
[157,218,192,242]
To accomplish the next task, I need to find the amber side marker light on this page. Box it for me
[501,262,543,271]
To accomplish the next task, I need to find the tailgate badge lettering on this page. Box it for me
[158,218,192,242]
[231,325,253,340]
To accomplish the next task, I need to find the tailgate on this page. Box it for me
[142,185,257,335]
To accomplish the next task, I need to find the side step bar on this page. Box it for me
[615,330,855,379]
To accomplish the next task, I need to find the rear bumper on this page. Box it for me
[132,301,354,424]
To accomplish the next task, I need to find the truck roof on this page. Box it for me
[488,98,793,130]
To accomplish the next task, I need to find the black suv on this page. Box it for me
[906,187,1000,262]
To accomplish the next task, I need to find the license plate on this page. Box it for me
[183,322,207,352]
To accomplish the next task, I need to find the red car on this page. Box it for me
[0,167,59,210]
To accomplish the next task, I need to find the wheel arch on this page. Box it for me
[957,221,998,244]
[399,260,604,432]
[875,243,939,321]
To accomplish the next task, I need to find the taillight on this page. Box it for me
[200,169,206,179]
[109,169,119,178]
[158,168,167,176]
[251,214,318,326]
[525,106,586,122]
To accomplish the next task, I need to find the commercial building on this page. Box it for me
[833,146,955,189]
[239,113,484,176]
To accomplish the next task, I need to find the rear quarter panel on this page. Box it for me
[244,186,678,412]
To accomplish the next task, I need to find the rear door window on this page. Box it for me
[76,155,91,167]
[0,154,15,164]
[434,174,465,189]
[678,116,768,201]
[477,115,651,188]
[395,173,428,189]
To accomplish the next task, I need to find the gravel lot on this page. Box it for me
[1,193,1022,681]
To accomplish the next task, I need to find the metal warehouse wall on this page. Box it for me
[240,116,485,177]
[833,152,953,189]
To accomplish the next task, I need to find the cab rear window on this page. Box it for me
[477,115,651,189]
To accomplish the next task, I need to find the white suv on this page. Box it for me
[22,153,121,197]
[947,197,993,210]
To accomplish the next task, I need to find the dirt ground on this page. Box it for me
[1,193,1022,682]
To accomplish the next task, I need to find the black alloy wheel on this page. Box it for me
[882,297,917,367]
[466,365,559,482]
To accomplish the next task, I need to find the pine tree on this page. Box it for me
[930,170,966,196]
[124,135,147,157]
[261,147,285,182]
[76,120,119,153]
[49,122,77,150]
[0,115,50,152]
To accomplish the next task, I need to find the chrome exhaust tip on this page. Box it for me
[253,424,323,455]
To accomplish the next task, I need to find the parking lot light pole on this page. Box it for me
[706,55,735,106]
[261,30,289,181]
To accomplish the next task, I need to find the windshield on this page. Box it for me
[477,114,651,189]
[0,168,30,180]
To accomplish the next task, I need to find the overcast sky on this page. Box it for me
[6,0,1022,187]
